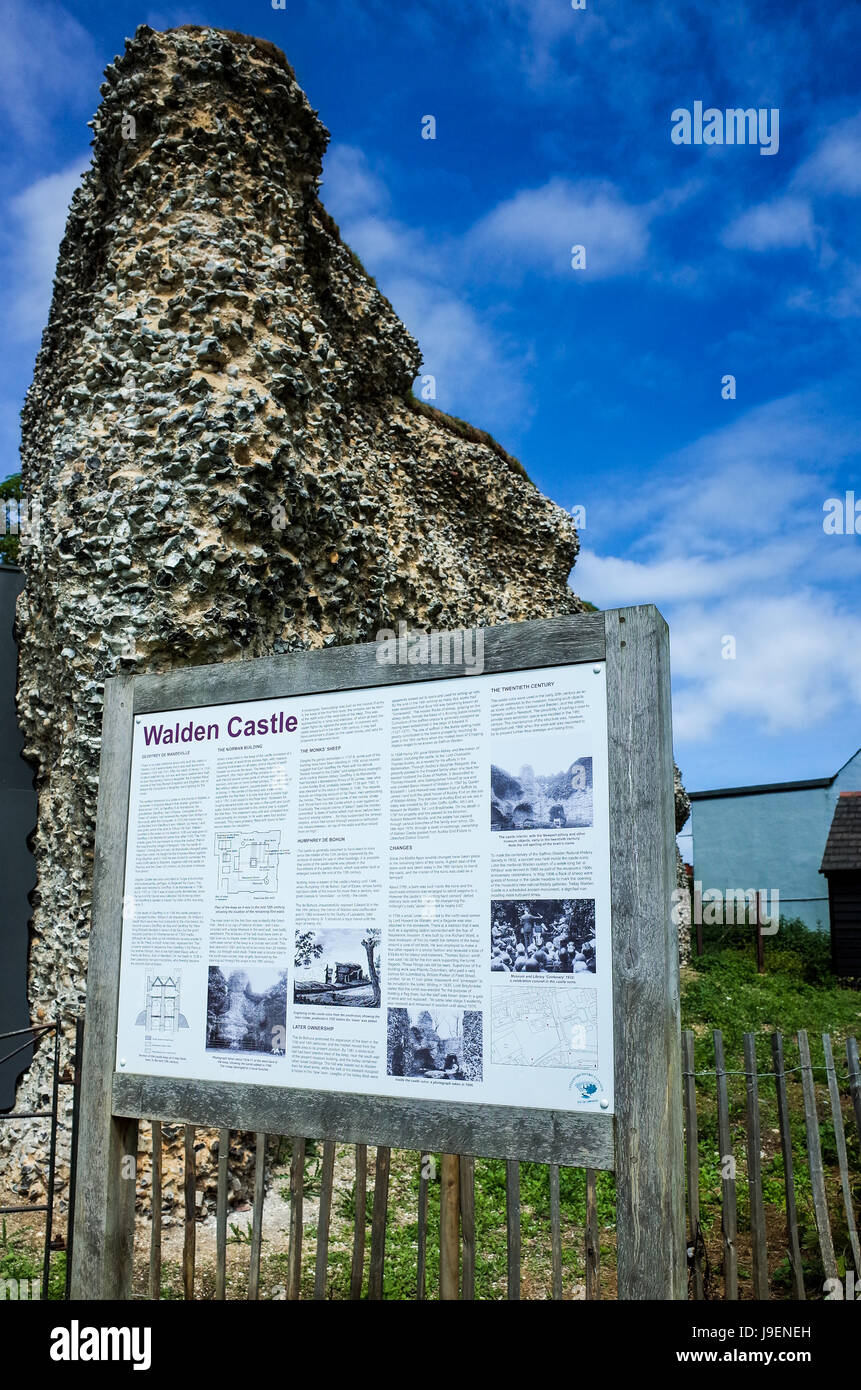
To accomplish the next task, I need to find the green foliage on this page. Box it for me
[0,1222,66,1299]
[696,914,834,985]
[226,1221,254,1245]
[403,391,531,482]
[682,920,858,1060]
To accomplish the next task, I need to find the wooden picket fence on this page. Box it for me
[682,1029,861,1301]
[138,1028,860,1301]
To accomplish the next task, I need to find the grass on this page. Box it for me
[0,1218,66,1299]
[4,919,857,1300]
[680,917,860,1297]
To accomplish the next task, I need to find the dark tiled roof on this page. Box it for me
[690,776,833,800]
[820,793,861,874]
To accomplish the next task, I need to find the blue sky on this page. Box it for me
[1,0,859,820]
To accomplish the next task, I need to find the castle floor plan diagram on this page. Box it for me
[215,831,281,899]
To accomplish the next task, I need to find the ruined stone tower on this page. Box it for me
[8,25,589,1198]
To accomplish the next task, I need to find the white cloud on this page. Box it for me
[322,144,390,222]
[795,112,861,197]
[0,0,98,142]
[722,196,816,252]
[574,387,861,745]
[320,146,532,429]
[469,177,650,280]
[670,594,861,741]
[5,156,90,340]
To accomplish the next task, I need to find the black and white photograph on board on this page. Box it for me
[294,926,381,1007]
[491,899,596,974]
[387,1007,483,1081]
[205,965,288,1053]
[491,739,593,831]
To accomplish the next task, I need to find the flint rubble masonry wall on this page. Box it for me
[7,24,688,1211]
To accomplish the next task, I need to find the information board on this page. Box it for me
[115,662,614,1114]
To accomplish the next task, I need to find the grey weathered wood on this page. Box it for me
[112,1073,614,1169]
[416,1153,429,1301]
[606,606,686,1299]
[183,1125,196,1301]
[83,607,694,1301]
[248,1131,266,1301]
[439,1153,460,1300]
[506,1159,521,1301]
[585,1168,600,1301]
[460,1154,475,1302]
[549,1164,562,1301]
[148,1120,162,1301]
[215,1127,229,1301]
[713,1030,738,1300]
[682,1031,703,1300]
[69,674,139,1299]
[771,1034,805,1300]
[847,1038,861,1148]
[132,613,606,714]
[287,1136,305,1300]
[797,1030,838,1280]
[823,1034,861,1273]
[743,1033,769,1300]
[350,1144,367,1301]
[313,1138,336,1301]
[368,1145,390,1301]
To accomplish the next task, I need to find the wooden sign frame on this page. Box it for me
[71,605,684,1299]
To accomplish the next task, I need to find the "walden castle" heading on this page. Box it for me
[141,710,298,746]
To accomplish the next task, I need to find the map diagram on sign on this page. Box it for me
[491,986,598,1069]
[215,830,281,899]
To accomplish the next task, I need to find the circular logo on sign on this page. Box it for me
[569,1072,603,1104]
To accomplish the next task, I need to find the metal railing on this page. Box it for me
[0,1017,83,1298]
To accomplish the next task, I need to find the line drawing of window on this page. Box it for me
[146,974,179,1033]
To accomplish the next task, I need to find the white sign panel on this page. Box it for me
[115,662,614,1113]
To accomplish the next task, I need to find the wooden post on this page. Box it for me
[313,1138,336,1300]
[743,1033,769,1299]
[713,1030,738,1300]
[183,1126,196,1301]
[459,1155,475,1301]
[214,1126,229,1301]
[606,607,686,1299]
[439,1152,460,1300]
[798,1030,838,1280]
[771,1034,805,1300]
[585,1168,600,1300]
[847,1038,861,1147]
[367,1144,390,1300]
[549,1164,563,1300]
[823,1034,861,1274]
[682,1030,703,1299]
[506,1159,521,1301]
[149,1120,162,1301]
[70,674,138,1299]
[350,1144,367,1300]
[287,1136,305,1300]
[248,1131,267,1301]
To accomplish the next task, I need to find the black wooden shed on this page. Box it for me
[820,791,861,976]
